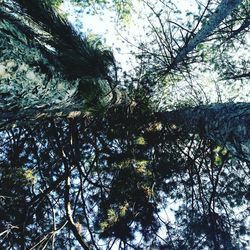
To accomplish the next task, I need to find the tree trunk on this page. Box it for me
[170,0,243,69]
[0,105,83,130]
[159,102,250,163]
[0,2,113,113]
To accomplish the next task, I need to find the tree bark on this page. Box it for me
[0,104,83,130]
[159,102,250,163]
[169,0,243,70]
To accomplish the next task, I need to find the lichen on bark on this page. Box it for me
[0,17,80,110]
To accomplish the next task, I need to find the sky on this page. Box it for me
[61,0,198,70]
[60,0,250,105]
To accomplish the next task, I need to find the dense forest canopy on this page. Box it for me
[0,0,249,249]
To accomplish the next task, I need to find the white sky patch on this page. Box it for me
[61,0,250,106]
[61,0,200,72]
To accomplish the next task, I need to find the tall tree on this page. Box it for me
[0,0,249,248]
[0,0,116,112]
[165,0,244,73]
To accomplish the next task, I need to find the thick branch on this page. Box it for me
[51,122,91,250]
[64,172,90,250]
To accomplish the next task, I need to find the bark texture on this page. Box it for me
[0,104,83,130]
[0,2,113,112]
[0,5,80,109]
[172,0,243,66]
[160,102,250,163]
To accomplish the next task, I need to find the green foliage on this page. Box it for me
[47,0,64,8]
[1,166,35,187]
[135,136,147,145]
[0,111,249,248]
[212,145,229,166]
[95,165,159,241]
[0,163,34,240]
[71,0,133,21]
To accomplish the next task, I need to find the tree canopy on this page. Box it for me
[0,0,249,249]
